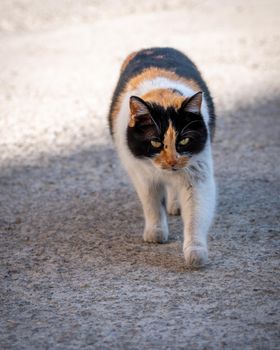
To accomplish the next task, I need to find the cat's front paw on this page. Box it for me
[183,244,208,268]
[143,227,168,244]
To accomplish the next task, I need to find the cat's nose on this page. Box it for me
[167,159,177,167]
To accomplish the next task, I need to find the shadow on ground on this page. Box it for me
[0,97,279,349]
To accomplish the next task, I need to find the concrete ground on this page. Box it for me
[0,1,279,349]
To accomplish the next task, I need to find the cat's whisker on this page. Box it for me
[149,114,161,135]
[181,120,203,135]
[181,130,203,138]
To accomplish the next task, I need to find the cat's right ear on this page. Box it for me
[129,96,152,127]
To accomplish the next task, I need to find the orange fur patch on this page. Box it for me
[141,89,185,109]
[128,67,201,92]
[163,122,177,163]
[154,122,189,170]
[110,67,201,133]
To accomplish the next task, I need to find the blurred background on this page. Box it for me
[1,1,279,349]
[0,0,279,165]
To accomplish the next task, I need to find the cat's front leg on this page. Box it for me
[179,174,216,267]
[132,175,168,243]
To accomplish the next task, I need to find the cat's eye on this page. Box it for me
[179,138,189,146]
[151,140,162,148]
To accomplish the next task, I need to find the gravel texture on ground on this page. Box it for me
[0,1,279,349]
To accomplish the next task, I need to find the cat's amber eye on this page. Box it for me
[179,137,189,146]
[151,140,162,148]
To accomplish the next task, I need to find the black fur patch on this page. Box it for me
[127,102,208,159]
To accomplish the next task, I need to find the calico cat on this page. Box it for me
[108,47,216,268]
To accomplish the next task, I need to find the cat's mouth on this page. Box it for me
[159,165,184,172]
[160,160,190,172]
[152,154,190,172]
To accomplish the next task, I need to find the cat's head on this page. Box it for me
[126,90,207,171]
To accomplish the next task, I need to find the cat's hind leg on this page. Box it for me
[166,184,180,216]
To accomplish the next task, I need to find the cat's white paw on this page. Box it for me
[167,201,180,216]
[184,245,208,268]
[143,227,168,243]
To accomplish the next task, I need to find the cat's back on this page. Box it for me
[109,47,215,137]
[119,48,203,86]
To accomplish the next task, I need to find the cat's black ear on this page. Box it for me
[129,96,152,127]
[181,91,203,114]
